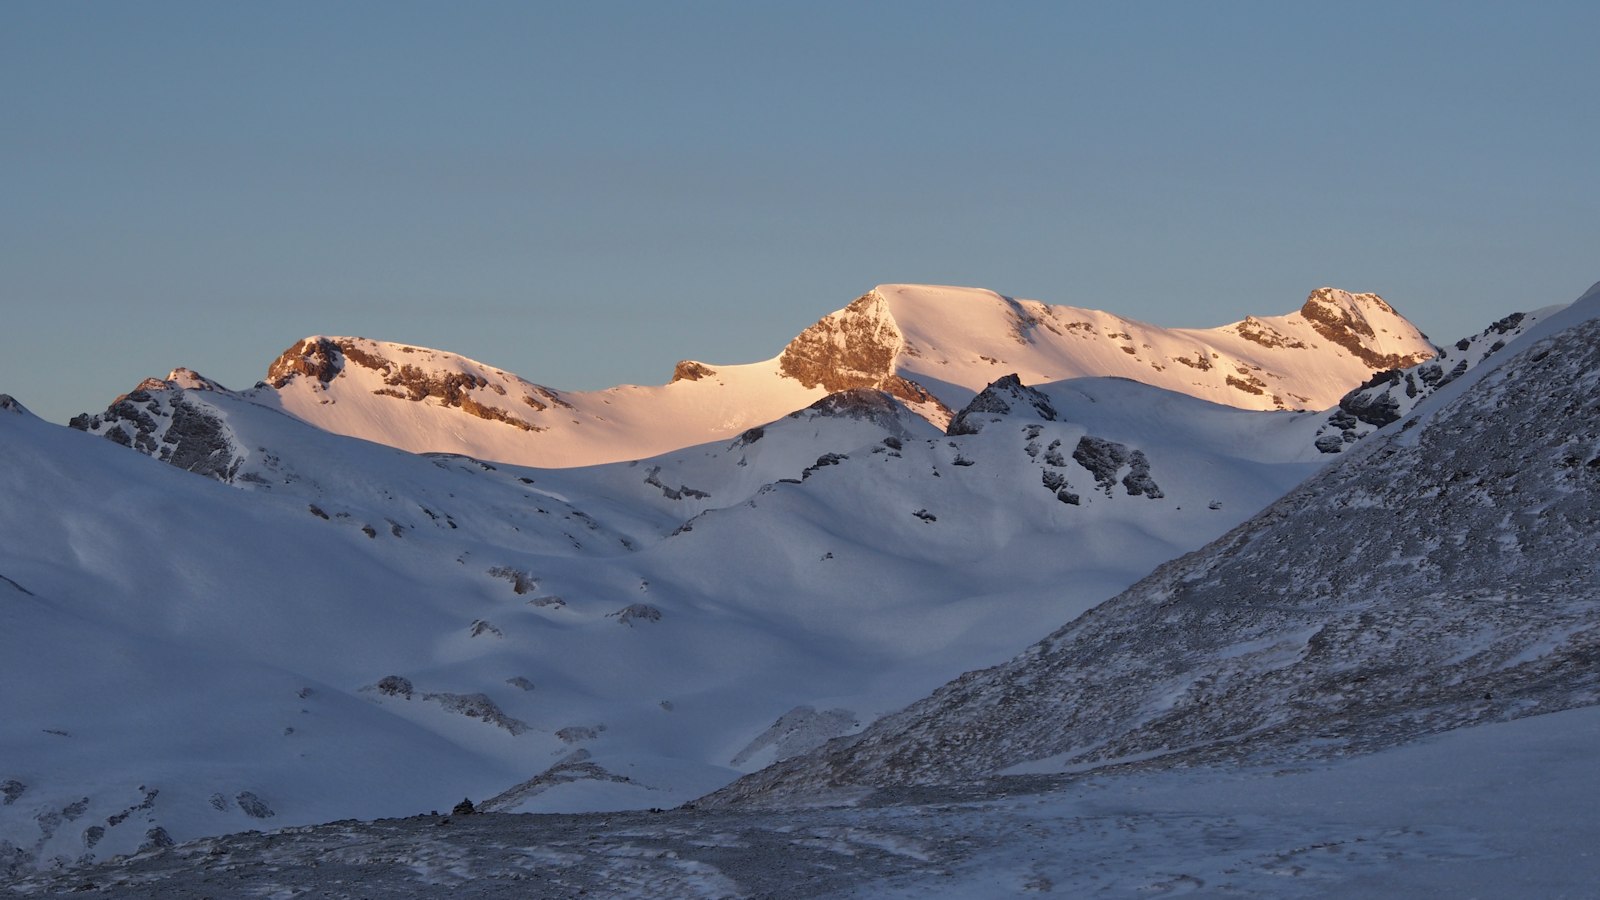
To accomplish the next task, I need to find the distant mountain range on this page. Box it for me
[74,284,1437,469]
[1,281,1578,880]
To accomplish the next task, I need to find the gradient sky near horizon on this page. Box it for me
[4,1,1597,424]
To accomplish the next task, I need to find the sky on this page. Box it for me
[3,1,1597,424]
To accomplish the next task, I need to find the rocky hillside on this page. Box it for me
[1311,307,1545,453]
[706,287,1600,808]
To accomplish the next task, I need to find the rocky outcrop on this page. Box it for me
[947,374,1058,435]
[608,603,663,626]
[785,389,928,441]
[268,337,569,432]
[778,292,950,417]
[478,749,635,812]
[1315,307,1541,453]
[69,387,243,482]
[421,692,529,735]
[1298,288,1434,371]
[267,338,344,388]
[1233,316,1308,350]
[671,360,716,382]
[1071,436,1162,499]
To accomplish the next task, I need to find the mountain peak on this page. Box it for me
[777,292,952,423]
[0,394,32,417]
[267,336,346,389]
[1293,287,1434,370]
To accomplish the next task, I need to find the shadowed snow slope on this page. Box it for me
[707,286,1600,808]
[2,364,1329,871]
[245,284,1432,466]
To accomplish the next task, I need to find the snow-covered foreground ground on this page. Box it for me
[7,705,1596,898]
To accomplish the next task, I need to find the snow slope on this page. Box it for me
[8,705,1598,897]
[2,368,1329,871]
[708,284,1600,807]
[248,284,1433,466]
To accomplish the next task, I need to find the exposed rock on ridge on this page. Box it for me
[1314,308,1541,453]
[1298,287,1434,371]
[268,336,571,433]
[947,374,1058,435]
[69,384,243,482]
[778,292,952,420]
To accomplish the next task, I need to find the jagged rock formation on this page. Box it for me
[68,385,243,481]
[1297,287,1435,371]
[706,304,1600,808]
[946,374,1058,435]
[1313,308,1541,452]
[777,292,953,419]
[671,360,716,382]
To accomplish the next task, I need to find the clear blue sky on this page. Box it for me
[4,1,1596,424]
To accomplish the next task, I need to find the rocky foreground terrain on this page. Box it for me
[5,704,1598,898]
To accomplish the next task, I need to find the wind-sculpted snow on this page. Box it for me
[707,307,1600,808]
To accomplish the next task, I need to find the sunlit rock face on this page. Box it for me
[1297,287,1436,371]
[778,292,951,419]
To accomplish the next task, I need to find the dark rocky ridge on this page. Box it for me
[946,374,1057,435]
[706,310,1600,808]
[1315,308,1539,453]
[69,389,242,482]
[784,388,925,440]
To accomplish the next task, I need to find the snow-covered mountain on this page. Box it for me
[7,279,1567,881]
[779,284,1435,426]
[4,360,1337,870]
[705,283,1600,808]
[240,284,1433,467]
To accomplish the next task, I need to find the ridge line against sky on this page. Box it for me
[3,1,1597,425]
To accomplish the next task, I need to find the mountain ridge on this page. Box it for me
[116,284,1435,469]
